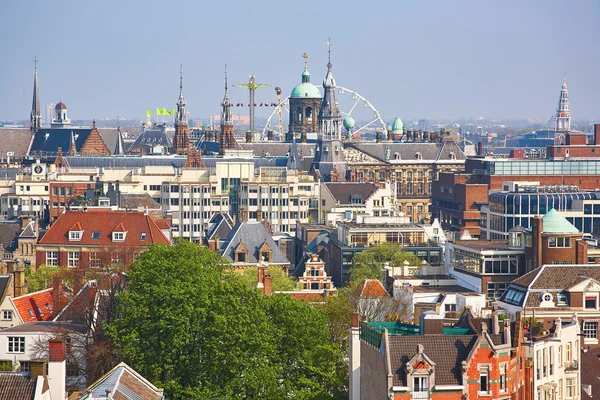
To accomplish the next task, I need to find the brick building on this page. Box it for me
[35,209,170,269]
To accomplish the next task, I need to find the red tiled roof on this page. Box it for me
[70,222,83,231]
[288,292,327,302]
[13,288,56,322]
[353,279,389,297]
[155,219,171,230]
[38,210,170,247]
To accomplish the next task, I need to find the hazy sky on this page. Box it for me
[1,0,599,122]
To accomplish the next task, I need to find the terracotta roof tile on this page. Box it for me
[12,288,55,322]
[38,210,170,247]
[353,279,389,297]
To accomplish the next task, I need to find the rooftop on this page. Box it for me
[452,239,516,252]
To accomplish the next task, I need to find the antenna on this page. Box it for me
[33,56,38,69]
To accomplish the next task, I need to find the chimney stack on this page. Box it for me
[595,124,600,146]
[214,234,220,252]
[52,275,65,315]
[351,312,360,328]
[245,131,253,143]
[48,339,66,400]
[12,262,26,297]
[264,274,273,296]
[478,141,483,156]
[532,215,543,270]
[376,132,383,144]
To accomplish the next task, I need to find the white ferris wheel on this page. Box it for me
[261,85,388,140]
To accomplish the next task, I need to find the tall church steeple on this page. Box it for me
[30,57,42,132]
[173,65,190,153]
[219,65,236,155]
[318,40,342,140]
[555,75,571,132]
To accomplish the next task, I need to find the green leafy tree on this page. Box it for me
[238,266,300,291]
[25,265,73,292]
[108,240,346,399]
[350,242,420,285]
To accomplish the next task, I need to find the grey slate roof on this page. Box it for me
[324,182,378,205]
[59,155,187,169]
[221,221,290,265]
[0,222,21,251]
[119,193,161,210]
[0,128,33,158]
[127,126,173,153]
[98,127,141,155]
[29,128,92,155]
[238,142,317,158]
[206,213,234,241]
[19,222,36,238]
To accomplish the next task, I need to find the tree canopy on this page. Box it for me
[238,266,300,291]
[107,240,346,399]
[349,242,421,285]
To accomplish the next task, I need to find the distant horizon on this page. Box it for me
[1,1,599,122]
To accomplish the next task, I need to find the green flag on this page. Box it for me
[163,108,171,116]
[156,107,163,116]
[146,109,152,118]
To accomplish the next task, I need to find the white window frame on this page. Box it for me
[8,336,25,353]
[69,230,83,241]
[583,321,599,343]
[566,378,575,398]
[89,252,101,268]
[46,251,58,266]
[2,310,12,321]
[499,363,507,393]
[112,232,126,242]
[68,251,80,267]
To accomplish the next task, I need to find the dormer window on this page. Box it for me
[69,231,82,241]
[415,152,422,160]
[113,232,126,242]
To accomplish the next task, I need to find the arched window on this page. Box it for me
[449,152,456,160]
[297,108,302,123]
[306,106,313,122]
[415,152,422,160]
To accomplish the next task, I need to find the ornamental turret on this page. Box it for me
[555,76,571,132]
[317,41,342,141]
[220,65,236,155]
[173,65,190,153]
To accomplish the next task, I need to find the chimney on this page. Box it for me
[48,339,66,400]
[595,124,600,146]
[491,303,500,334]
[376,131,383,144]
[478,141,483,156]
[503,318,511,345]
[115,180,121,208]
[300,132,307,143]
[29,359,47,381]
[351,312,360,328]
[267,130,274,141]
[214,234,220,252]
[12,262,26,297]
[280,240,288,259]
[532,215,543,270]
[245,130,253,143]
[52,276,65,315]
[264,274,273,296]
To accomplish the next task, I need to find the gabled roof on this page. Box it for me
[205,213,234,241]
[70,222,83,231]
[0,128,33,158]
[38,210,170,247]
[127,126,173,153]
[19,222,36,238]
[347,142,465,163]
[221,221,289,265]
[353,279,389,297]
[12,288,55,322]
[0,275,11,300]
[0,373,37,400]
[74,362,164,400]
[324,182,378,205]
[29,128,94,156]
[388,335,481,386]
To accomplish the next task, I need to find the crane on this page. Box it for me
[235,76,271,137]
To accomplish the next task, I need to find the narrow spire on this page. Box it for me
[179,64,183,95]
[326,38,332,70]
[114,129,125,155]
[30,56,42,132]
[224,64,228,95]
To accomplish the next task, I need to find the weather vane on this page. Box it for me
[302,52,308,69]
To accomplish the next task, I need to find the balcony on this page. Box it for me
[413,390,429,399]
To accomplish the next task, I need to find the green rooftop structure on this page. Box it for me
[290,67,321,98]
[391,117,403,134]
[527,208,579,234]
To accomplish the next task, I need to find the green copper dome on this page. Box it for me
[302,69,310,78]
[392,117,403,133]
[526,208,579,234]
[343,116,356,130]
[290,82,321,98]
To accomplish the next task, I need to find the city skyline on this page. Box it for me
[1,0,599,122]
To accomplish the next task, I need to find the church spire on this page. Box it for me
[318,39,342,140]
[220,65,236,155]
[222,65,232,123]
[174,64,190,153]
[30,57,42,132]
[555,74,571,132]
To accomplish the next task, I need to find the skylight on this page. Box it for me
[91,231,100,239]
[140,232,147,240]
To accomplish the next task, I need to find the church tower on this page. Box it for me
[287,53,321,142]
[219,66,236,155]
[555,76,571,132]
[317,42,342,141]
[313,41,347,182]
[173,65,190,154]
[30,57,42,132]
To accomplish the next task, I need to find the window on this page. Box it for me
[444,304,457,313]
[91,231,100,239]
[46,251,58,266]
[8,337,25,353]
[583,321,598,339]
[237,252,246,263]
[2,310,12,320]
[499,364,507,392]
[261,252,270,262]
[413,376,428,399]
[585,296,597,309]
[140,232,147,240]
[69,230,82,241]
[112,232,125,242]
[68,251,80,267]
[89,252,101,268]
[479,369,489,393]
[548,237,571,248]
[566,378,574,398]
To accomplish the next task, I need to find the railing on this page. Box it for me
[413,390,429,399]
